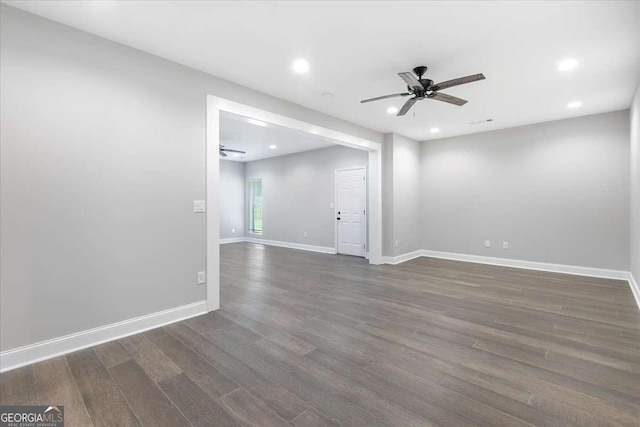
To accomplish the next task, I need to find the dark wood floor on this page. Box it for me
[2,243,640,426]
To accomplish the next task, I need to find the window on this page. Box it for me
[248,179,263,234]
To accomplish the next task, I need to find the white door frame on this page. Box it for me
[335,166,367,257]
[206,95,382,311]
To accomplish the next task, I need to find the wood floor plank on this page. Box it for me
[373,328,640,426]
[219,311,317,355]
[66,348,140,426]
[253,339,436,427]
[0,365,37,405]
[205,325,388,427]
[204,322,263,345]
[119,334,182,383]
[219,388,291,427]
[159,373,241,427]
[184,310,235,331]
[108,360,189,427]
[438,374,570,427]
[31,357,93,427]
[307,346,520,427]
[291,407,337,427]
[93,341,131,369]
[165,322,309,421]
[145,326,239,399]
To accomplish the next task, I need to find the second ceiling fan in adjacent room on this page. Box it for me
[219,145,246,157]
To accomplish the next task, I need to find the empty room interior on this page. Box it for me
[1,1,639,426]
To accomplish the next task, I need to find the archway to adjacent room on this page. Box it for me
[205,95,382,311]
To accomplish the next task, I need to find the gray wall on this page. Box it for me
[219,160,245,240]
[381,133,422,257]
[391,134,422,256]
[631,83,640,281]
[419,111,630,270]
[244,145,369,249]
[0,5,381,352]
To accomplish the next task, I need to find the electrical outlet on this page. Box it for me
[485,240,491,248]
[193,200,206,213]
[503,241,509,250]
[197,271,206,285]
[395,240,399,248]
[304,232,308,238]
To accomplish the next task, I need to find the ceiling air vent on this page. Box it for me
[469,119,493,125]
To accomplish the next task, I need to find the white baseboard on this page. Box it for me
[629,273,640,310]
[0,300,207,373]
[220,237,246,244]
[382,250,423,265]
[420,249,629,280]
[243,237,336,255]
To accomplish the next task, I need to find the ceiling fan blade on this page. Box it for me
[219,151,228,157]
[397,97,417,116]
[431,73,485,91]
[428,92,468,106]
[398,72,423,91]
[221,148,246,154]
[360,93,410,104]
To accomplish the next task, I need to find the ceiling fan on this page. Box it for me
[361,66,486,116]
[219,145,246,157]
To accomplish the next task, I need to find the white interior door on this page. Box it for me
[337,167,366,257]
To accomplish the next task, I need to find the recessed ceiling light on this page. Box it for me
[558,58,579,72]
[269,144,277,149]
[292,59,310,74]
[247,118,267,127]
[430,127,440,133]
[567,100,582,109]
[233,153,242,158]
[387,106,398,114]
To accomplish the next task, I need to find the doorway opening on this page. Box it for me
[206,95,382,311]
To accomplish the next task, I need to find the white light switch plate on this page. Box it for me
[485,240,491,248]
[193,200,206,213]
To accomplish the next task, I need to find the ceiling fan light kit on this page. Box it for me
[361,65,486,116]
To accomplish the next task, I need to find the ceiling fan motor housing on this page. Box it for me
[412,66,433,97]
[421,79,434,89]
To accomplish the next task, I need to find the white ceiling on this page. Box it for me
[5,1,640,141]
[220,112,335,162]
